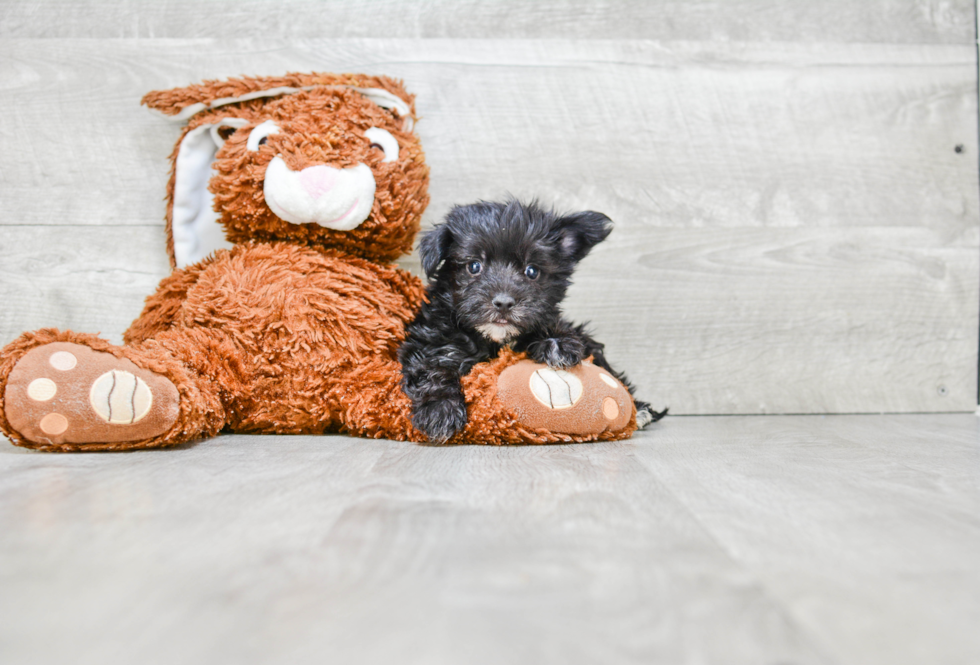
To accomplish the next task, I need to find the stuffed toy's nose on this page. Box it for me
[299,166,338,200]
[263,157,376,230]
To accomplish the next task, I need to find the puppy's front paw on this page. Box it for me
[529,337,587,369]
[412,398,469,444]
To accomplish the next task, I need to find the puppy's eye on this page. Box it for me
[524,265,540,280]
[467,260,483,275]
[247,120,281,152]
[364,127,399,163]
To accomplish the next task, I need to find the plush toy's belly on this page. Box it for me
[145,242,424,433]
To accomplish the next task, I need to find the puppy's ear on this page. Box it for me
[555,211,613,263]
[419,224,454,278]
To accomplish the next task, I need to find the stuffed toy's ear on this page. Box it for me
[142,73,416,130]
[169,117,250,268]
[419,224,454,278]
[554,211,613,263]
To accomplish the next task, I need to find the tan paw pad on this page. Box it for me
[498,360,634,436]
[3,342,179,446]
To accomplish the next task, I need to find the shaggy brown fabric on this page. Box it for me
[0,73,638,451]
[135,243,426,436]
[124,262,209,345]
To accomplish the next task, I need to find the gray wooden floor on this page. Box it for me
[1,414,977,665]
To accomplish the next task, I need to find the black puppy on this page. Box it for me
[398,199,666,443]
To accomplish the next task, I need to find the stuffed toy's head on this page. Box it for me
[143,73,430,268]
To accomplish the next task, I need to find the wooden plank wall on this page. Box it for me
[0,1,977,415]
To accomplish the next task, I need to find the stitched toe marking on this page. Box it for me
[529,368,584,409]
[89,371,154,424]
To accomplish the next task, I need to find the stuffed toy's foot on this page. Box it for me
[3,342,180,449]
[495,359,635,437]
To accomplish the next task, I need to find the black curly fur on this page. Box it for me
[398,199,666,443]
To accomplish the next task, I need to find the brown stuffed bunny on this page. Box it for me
[0,73,637,451]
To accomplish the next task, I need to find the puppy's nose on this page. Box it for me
[492,294,516,312]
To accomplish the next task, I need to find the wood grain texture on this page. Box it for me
[0,226,171,347]
[567,225,978,414]
[632,414,980,665]
[1,415,977,665]
[0,38,975,413]
[3,40,975,231]
[0,0,974,43]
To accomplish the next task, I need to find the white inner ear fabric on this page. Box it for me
[171,118,247,268]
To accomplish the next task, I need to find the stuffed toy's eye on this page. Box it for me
[524,265,540,280]
[247,120,281,152]
[364,127,399,163]
[467,260,483,275]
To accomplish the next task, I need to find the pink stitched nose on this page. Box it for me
[299,165,338,199]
